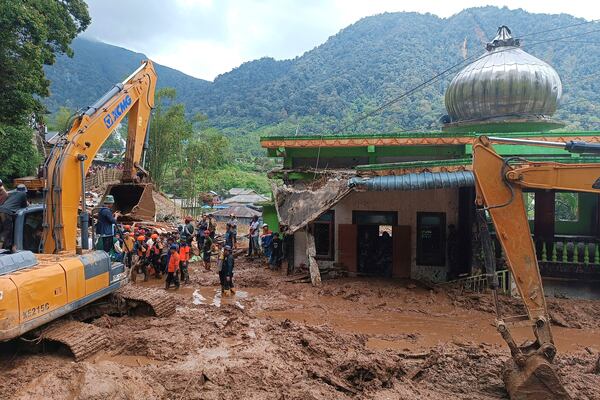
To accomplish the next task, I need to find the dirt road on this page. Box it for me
[1,257,599,399]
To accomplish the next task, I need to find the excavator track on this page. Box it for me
[41,320,109,361]
[114,285,177,317]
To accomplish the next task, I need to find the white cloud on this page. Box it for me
[84,0,600,80]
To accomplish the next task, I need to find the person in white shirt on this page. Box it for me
[247,216,260,257]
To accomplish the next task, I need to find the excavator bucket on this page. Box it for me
[104,183,156,221]
[503,355,570,400]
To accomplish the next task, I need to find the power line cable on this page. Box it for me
[517,18,600,39]
[309,22,600,173]
[339,27,600,135]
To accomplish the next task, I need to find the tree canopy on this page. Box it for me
[0,0,90,124]
[0,0,90,181]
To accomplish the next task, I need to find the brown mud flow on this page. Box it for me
[1,258,599,400]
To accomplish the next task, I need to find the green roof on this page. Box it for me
[260,130,600,142]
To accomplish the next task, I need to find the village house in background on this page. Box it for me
[222,193,269,207]
[213,205,261,224]
[228,188,258,196]
[261,26,600,286]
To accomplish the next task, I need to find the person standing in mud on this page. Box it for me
[95,195,121,253]
[208,213,217,239]
[221,245,235,296]
[182,216,195,246]
[260,223,273,261]
[228,214,238,248]
[202,229,213,271]
[122,231,135,270]
[224,222,234,249]
[178,238,190,284]
[247,215,260,257]
[196,214,208,250]
[133,235,148,282]
[270,232,283,270]
[165,244,180,290]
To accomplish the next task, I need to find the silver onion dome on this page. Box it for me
[444,26,562,123]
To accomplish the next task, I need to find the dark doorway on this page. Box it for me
[353,211,397,277]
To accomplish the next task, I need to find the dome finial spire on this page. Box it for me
[486,25,520,51]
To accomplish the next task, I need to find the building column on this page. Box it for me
[534,190,555,256]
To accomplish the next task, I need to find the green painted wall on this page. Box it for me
[262,203,280,234]
[555,193,597,236]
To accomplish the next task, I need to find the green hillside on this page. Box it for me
[45,6,600,136]
[44,38,210,112]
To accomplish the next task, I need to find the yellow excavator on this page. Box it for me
[472,135,600,399]
[0,60,175,359]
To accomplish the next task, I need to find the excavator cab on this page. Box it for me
[0,205,44,253]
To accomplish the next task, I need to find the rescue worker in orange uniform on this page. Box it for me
[178,238,190,284]
[165,244,180,290]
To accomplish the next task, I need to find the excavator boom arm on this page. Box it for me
[472,136,600,399]
[42,61,157,253]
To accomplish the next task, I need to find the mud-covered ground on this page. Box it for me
[1,256,599,400]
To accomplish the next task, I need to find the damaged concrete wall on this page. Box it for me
[273,176,353,234]
[334,189,458,282]
[290,188,459,282]
[336,189,458,282]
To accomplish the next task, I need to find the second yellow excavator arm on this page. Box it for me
[472,135,600,399]
[42,61,157,253]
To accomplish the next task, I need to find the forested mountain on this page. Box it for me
[44,38,210,112]
[45,6,600,135]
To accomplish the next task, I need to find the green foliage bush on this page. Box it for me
[0,124,42,182]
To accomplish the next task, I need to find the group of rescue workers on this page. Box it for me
[95,195,243,295]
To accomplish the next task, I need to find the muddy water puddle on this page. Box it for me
[263,305,600,353]
[136,279,265,309]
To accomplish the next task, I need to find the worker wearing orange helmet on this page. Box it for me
[122,231,135,270]
[146,233,162,278]
[133,234,149,282]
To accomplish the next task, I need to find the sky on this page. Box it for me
[83,0,600,81]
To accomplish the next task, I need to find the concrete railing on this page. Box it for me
[444,269,512,295]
